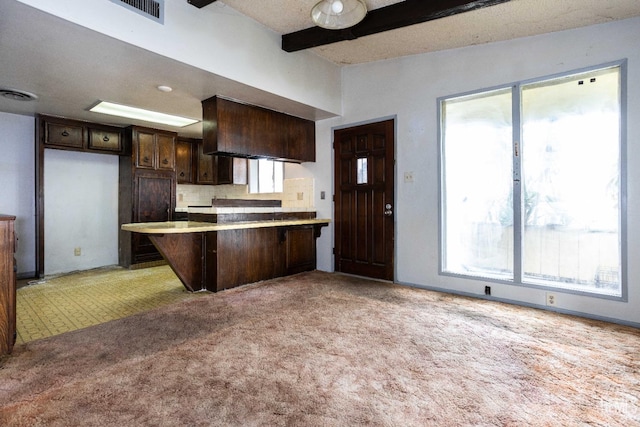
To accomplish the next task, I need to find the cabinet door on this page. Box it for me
[132,173,174,263]
[286,116,316,162]
[136,131,156,169]
[157,134,176,171]
[175,139,193,183]
[285,226,316,274]
[88,127,123,153]
[45,122,84,149]
[216,156,233,185]
[196,142,214,184]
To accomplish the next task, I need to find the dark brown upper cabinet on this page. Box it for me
[177,137,248,186]
[202,96,315,163]
[175,138,194,184]
[129,126,176,171]
[40,115,125,155]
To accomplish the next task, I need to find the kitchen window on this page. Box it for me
[439,61,626,298]
[248,158,284,194]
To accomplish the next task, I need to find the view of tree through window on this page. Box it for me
[440,64,624,297]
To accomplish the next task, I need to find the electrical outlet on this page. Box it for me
[546,293,556,306]
[74,247,81,256]
[297,192,304,201]
[404,171,414,183]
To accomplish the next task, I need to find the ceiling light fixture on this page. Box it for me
[89,101,198,127]
[311,0,367,30]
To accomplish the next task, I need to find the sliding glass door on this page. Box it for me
[521,67,622,294]
[440,62,624,297]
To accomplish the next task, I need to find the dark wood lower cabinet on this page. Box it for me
[0,215,16,355]
[147,223,327,292]
[119,170,176,267]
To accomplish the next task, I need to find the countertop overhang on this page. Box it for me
[175,206,316,214]
[121,218,331,234]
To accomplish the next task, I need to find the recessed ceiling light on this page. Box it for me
[89,101,198,127]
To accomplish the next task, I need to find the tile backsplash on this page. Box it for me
[177,177,314,209]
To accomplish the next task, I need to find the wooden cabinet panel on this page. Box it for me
[286,116,316,162]
[202,96,316,162]
[45,121,84,149]
[131,173,174,264]
[135,131,156,169]
[40,115,125,154]
[284,226,316,274]
[196,142,214,184]
[0,215,16,355]
[216,156,233,185]
[131,127,176,172]
[157,134,175,171]
[88,127,122,152]
[175,139,194,184]
[119,126,177,267]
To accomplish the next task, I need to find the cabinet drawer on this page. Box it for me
[45,122,84,148]
[88,128,122,152]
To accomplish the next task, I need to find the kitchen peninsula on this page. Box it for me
[121,209,329,293]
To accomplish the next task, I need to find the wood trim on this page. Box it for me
[35,117,45,278]
[282,0,511,52]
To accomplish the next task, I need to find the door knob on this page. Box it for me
[384,203,393,216]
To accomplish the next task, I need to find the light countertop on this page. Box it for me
[122,218,331,234]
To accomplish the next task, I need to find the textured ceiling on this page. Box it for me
[220,0,640,64]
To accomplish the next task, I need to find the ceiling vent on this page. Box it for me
[110,0,164,24]
[0,88,38,102]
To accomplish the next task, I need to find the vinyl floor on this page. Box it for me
[16,265,207,344]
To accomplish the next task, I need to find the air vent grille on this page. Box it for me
[110,0,164,24]
[0,88,38,102]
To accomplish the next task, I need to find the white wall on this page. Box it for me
[44,149,119,275]
[314,17,640,325]
[0,112,35,277]
[16,0,342,116]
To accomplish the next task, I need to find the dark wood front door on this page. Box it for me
[334,119,395,281]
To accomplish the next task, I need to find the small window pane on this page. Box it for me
[248,159,284,194]
[357,157,368,184]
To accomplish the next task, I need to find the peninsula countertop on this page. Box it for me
[121,218,331,234]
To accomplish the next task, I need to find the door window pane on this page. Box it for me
[441,88,514,280]
[521,67,621,295]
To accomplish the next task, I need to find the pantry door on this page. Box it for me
[334,119,395,281]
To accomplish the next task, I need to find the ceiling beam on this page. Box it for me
[282,0,511,52]
[187,0,217,8]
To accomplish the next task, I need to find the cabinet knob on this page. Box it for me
[143,156,150,163]
[61,130,69,137]
[162,158,169,165]
[203,172,208,177]
[103,135,110,142]
[179,172,185,177]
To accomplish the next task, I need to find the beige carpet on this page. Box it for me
[1,271,639,426]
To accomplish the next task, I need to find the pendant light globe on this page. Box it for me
[311,0,367,30]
